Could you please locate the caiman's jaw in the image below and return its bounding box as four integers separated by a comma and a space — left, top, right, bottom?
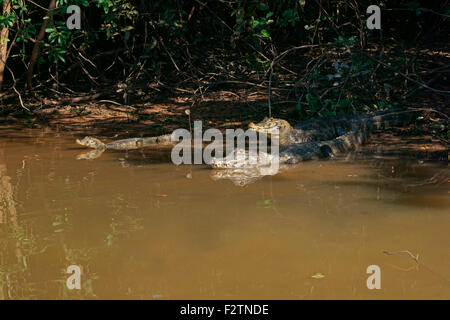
76, 136, 106, 149
248, 117, 293, 145
249, 118, 280, 133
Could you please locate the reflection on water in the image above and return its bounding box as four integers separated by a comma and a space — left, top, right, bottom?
0, 126, 448, 299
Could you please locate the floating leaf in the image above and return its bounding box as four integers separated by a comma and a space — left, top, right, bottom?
311, 272, 325, 279
156, 193, 168, 197
263, 199, 272, 208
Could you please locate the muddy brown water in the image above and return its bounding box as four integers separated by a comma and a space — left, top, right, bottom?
0, 126, 448, 299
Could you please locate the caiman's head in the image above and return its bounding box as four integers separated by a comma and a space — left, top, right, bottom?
248, 117, 293, 146
76, 136, 106, 149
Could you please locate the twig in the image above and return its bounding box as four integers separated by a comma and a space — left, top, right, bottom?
192, 0, 270, 62
5, 63, 29, 111
98, 99, 123, 106
407, 107, 449, 120
384, 8, 450, 19
383, 250, 419, 264
357, 50, 450, 95
266, 44, 325, 117
25, 0, 48, 11
12, 86, 28, 111
157, 35, 180, 72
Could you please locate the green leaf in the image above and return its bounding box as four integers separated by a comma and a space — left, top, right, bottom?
260, 29, 270, 38
311, 272, 325, 279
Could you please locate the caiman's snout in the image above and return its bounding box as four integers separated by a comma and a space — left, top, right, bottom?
249, 118, 283, 134
76, 136, 106, 149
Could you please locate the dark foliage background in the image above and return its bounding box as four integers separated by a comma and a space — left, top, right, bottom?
0, 0, 449, 119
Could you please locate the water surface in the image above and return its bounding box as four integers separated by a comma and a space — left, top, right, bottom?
0, 126, 448, 299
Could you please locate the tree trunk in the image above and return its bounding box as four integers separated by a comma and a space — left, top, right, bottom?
26, 0, 57, 92
0, 0, 12, 92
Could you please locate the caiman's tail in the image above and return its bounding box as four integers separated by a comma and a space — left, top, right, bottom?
368, 108, 420, 129
320, 108, 422, 155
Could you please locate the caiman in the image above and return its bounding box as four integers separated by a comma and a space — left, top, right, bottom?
76, 108, 421, 185
76, 133, 173, 160
208, 108, 421, 185
76, 133, 173, 150
211, 108, 420, 164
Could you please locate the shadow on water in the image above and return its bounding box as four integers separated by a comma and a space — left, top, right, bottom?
322, 156, 449, 209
